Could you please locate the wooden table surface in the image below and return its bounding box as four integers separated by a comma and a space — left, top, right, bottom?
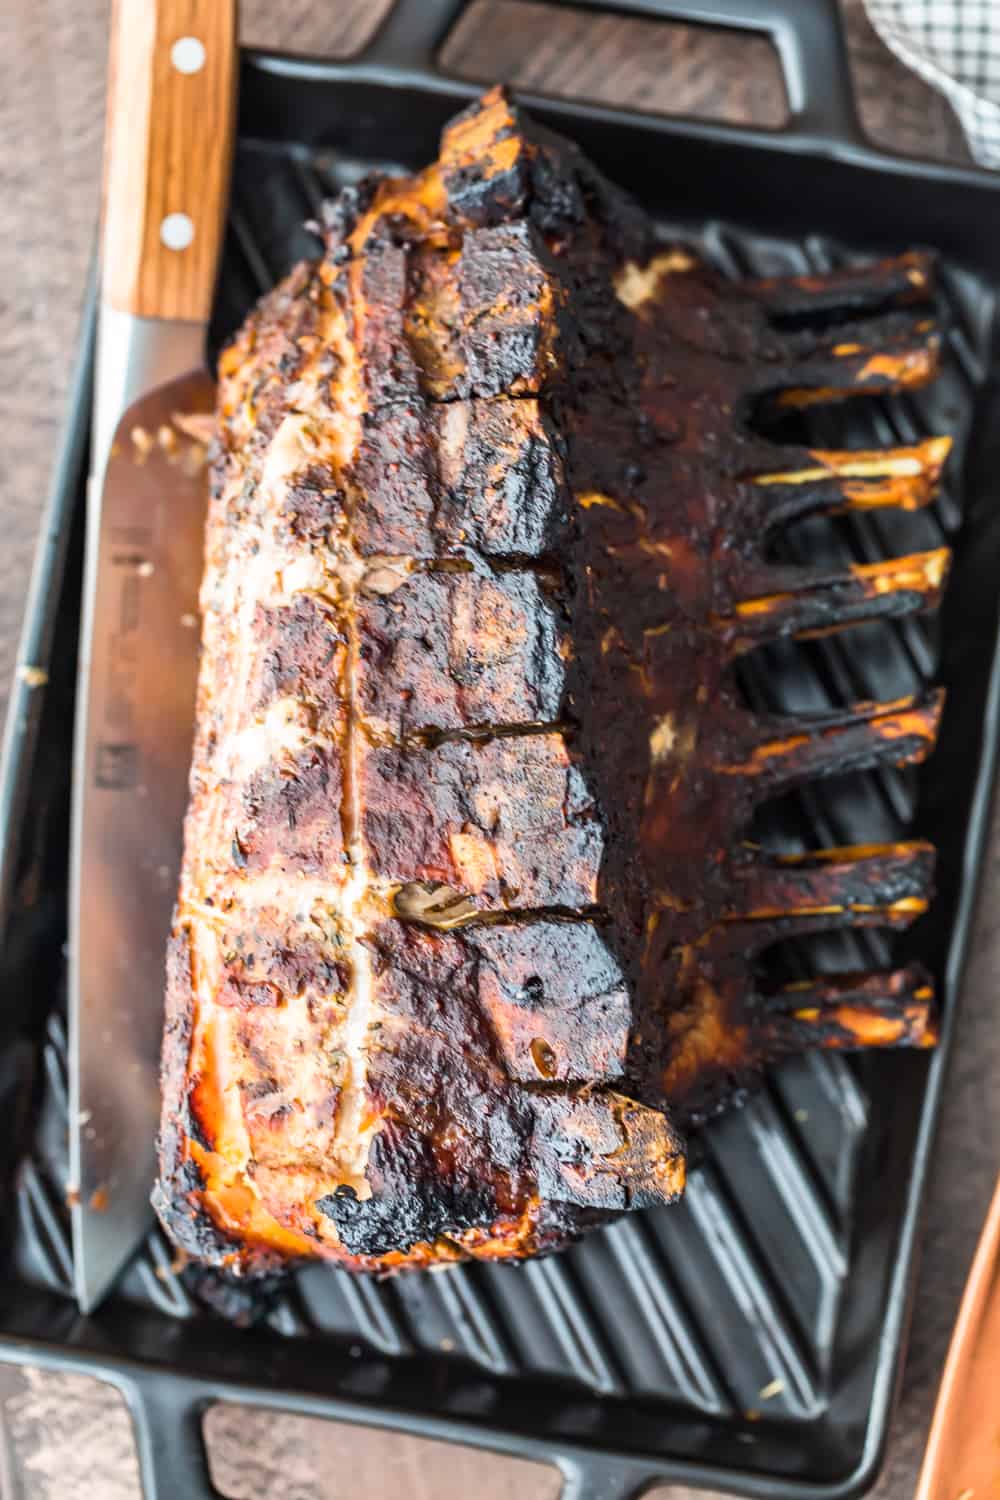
0, 3, 995, 1497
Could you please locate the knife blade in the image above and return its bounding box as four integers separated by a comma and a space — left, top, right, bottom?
69, 0, 236, 1313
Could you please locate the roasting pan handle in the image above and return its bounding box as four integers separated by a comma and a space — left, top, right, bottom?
541, 0, 862, 144
361, 0, 468, 69
557, 1454, 661, 1500
122, 1359, 658, 1500
123, 1370, 222, 1500
360, 0, 863, 149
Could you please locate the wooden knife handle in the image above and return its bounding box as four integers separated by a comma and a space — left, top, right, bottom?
916, 1172, 1000, 1500
102, 0, 237, 322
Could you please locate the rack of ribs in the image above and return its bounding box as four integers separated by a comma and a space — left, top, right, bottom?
155, 88, 947, 1274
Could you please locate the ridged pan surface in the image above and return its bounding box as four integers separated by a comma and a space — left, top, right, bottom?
3, 90, 999, 1498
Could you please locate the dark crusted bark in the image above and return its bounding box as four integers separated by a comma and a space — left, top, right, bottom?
156, 88, 946, 1275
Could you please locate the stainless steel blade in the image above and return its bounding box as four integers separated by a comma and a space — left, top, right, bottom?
69, 367, 212, 1312
91, 309, 205, 486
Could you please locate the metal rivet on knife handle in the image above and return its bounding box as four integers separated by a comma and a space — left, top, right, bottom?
160, 213, 195, 252
170, 36, 206, 75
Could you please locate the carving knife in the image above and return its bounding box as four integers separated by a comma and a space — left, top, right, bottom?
69, 0, 236, 1312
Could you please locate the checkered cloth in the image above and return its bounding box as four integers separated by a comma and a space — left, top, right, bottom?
864, 0, 1000, 166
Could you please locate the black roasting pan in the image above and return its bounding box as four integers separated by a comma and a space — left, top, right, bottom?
1, 3, 999, 1496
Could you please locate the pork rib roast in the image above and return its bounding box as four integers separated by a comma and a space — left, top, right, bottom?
155, 88, 946, 1274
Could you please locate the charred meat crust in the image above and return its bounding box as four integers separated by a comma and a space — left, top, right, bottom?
156, 86, 946, 1276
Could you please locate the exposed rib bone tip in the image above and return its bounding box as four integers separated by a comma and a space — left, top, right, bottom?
743, 435, 952, 531
761, 963, 937, 1052
749, 251, 936, 317
721, 547, 951, 649
752, 434, 952, 491
775, 340, 940, 408
737, 840, 935, 925
723, 688, 944, 791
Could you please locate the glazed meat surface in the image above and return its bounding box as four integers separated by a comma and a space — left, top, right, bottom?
156, 89, 946, 1274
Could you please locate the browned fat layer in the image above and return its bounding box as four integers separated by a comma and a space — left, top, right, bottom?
356, 569, 567, 737
355, 1037, 683, 1230
361, 733, 602, 910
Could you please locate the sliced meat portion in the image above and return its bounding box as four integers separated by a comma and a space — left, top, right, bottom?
356, 569, 567, 738
362, 731, 602, 910
350, 398, 568, 559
